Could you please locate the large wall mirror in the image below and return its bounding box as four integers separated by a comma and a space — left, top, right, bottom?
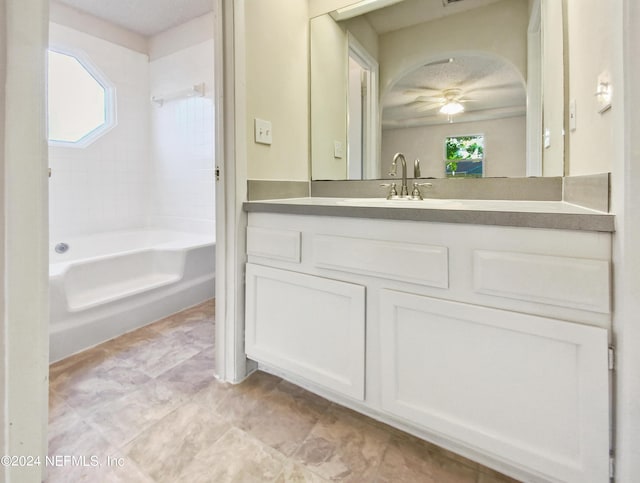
310, 0, 565, 181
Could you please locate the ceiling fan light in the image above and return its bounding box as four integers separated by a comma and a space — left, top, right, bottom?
439, 101, 464, 115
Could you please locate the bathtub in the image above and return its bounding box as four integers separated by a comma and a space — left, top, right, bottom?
49, 229, 215, 362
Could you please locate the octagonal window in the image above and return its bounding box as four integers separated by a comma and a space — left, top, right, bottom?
48, 49, 116, 147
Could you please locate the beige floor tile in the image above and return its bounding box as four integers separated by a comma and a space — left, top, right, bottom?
177, 427, 285, 483
49, 346, 114, 389
86, 377, 187, 449
46, 420, 121, 482
157, 346, 217, 397
112, 332, 202, 378
100, 324, 161, 355
238, 379, 331, 456
376, 435, 477, 483
45, 453, 154, 483
477, 467, 523, 483
212, 370, 282, 426
274, 461, 332, 483
293, 404, 391, 482
125, 401, 231, 482
51, 361, 151, 416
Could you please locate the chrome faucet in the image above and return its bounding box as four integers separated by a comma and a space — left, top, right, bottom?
384, 153, 432, 200
389, 152, 409, 197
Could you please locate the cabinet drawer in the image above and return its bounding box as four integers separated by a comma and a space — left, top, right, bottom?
473, 250, 610, 313
314, 234, 448, 289
247, 226, 301, 263
245, 264, 365, 400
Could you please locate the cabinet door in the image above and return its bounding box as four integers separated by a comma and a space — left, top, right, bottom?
246, 264, 366, 400
379, 289, 609, 483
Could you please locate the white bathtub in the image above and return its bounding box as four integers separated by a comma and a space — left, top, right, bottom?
49, 229, 215, 362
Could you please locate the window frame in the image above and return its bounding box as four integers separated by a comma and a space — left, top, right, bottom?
47, 45, 117, 148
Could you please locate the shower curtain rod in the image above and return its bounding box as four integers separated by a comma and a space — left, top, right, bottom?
151, 82, 205, 106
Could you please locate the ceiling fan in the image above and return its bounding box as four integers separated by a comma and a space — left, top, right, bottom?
405, 88, 475, 115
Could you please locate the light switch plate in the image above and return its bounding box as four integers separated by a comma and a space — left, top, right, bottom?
569, 99, 577, 131
543, 128, 551, 148
334, 140, 345, 159
596, 71, 612, 113
255, 118, 272, 145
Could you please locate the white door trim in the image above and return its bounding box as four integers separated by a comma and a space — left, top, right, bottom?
2, 1, 49, 480
214, 0, 250, 383
526, 0, 542, 176
612, 0, 640, 479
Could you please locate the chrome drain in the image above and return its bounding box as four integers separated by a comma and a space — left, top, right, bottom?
55, 242, 69, 254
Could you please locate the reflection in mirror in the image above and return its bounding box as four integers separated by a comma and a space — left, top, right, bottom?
382, 54, 526, 178
310, 0, 561, 181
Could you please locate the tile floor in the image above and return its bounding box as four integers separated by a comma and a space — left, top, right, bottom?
48, 299, 520, 483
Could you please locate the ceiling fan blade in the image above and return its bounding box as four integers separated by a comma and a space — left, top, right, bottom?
415, 102, 443, 112
424, 58, 454, 67
415, 95, 444, 102
404, 86, 441, 95
464, 83, 523, 94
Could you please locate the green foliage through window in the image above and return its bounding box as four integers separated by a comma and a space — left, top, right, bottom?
444, 135, 484, 178
445, 135, 484, 160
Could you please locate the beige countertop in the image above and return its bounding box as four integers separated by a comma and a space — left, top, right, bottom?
243, 197, 615, 232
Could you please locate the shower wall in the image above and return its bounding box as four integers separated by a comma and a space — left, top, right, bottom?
49, 23, 151, 240
149, 17, 215, 234
48, 11, 215, 240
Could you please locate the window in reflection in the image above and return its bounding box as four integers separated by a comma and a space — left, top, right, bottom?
444, 134, 484, 178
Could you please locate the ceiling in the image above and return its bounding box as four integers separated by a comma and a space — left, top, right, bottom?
351, 0, 527, 128
382, 55, 526, 129
364, 0, 504, 34
55, 0, 213, 36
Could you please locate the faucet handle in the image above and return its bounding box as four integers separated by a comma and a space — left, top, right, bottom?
410, 182, 433, 200
380, 182, 398, 199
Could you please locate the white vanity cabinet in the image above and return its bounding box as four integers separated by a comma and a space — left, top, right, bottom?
245, 211, 612, 483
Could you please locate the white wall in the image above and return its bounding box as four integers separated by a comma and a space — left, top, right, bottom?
149, 18, 215, 233
149, 13, 215, 60
381, 117, 527, 178
3, 0, 50, 480
48, 23, 151, 240
245, 0, 309, 181
542, 0, 565, 176
565, 0, 613, 175
310, 14, 348, 180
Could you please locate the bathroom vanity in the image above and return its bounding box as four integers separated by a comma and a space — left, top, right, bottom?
243, 198, 614, 483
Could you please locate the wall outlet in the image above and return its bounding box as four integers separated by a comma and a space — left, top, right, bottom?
255, 118, 272, 145
334, 140, 345, 159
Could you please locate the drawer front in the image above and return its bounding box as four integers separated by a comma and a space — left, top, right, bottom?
473, 250, 610, 314
314, 234, 449, 289
247, 226, 301, 263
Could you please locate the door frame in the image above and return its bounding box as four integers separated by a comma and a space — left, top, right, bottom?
214, 0, 249, 383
